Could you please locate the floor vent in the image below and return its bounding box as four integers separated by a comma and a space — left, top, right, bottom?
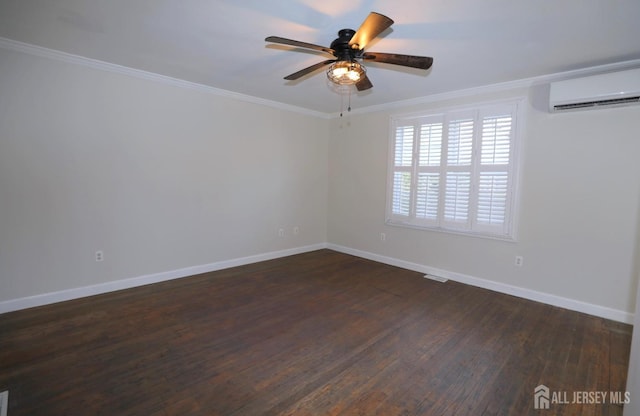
424, 274, 448, 283
0, 390, 7, 416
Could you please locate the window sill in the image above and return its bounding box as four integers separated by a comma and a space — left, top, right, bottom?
385, 219, 517, 242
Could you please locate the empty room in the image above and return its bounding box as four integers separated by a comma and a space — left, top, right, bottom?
1, 1, 640, 415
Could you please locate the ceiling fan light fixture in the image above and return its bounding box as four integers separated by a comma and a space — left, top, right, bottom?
327, 60, 366, 85
267, 12, 432, 93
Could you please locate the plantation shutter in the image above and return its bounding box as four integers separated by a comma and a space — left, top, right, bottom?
390, 125, 414, 218
473, 106, 515, 235
387, 100, 520, 239
443, 114, 474, 229
415, 118, 443, 225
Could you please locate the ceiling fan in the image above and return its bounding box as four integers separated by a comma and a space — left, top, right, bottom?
265, 12, 433, 91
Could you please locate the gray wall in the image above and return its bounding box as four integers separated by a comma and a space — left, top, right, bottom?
0, 47, 328, 302
1, 44, 640, 325
327, 87, 640, 318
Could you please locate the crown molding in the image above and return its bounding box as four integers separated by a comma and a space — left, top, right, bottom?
0, 37, 330, 119
330, 59, 640, 118
2, 36, 638, 120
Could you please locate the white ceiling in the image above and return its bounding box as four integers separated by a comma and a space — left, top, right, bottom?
1, 0, 639, 115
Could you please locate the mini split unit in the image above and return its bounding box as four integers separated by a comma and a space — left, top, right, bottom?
549, 67, 640, 112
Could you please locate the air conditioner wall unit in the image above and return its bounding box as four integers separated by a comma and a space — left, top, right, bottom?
549, 67, 640, 112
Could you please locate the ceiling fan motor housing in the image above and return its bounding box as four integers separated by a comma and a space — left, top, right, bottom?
330, 29, 359, 61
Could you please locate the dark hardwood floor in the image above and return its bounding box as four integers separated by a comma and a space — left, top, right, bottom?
0, 249, 632, 415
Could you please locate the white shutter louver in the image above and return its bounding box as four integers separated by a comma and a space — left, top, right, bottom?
395, 126, 414, 167
481, 116, 511, 165
392, 172, 412, 216
416, 173, 439, 220
419, 124, 442, 167
477, 172, 508, 225
444, 172, 471, 223
447, 119, 473, 166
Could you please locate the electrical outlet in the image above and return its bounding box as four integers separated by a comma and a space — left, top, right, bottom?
293, 226, 299, 235
515, 255, 523, 267
380, 233, 386, 242
95, 250, 104, 262
278, 228, 285, 237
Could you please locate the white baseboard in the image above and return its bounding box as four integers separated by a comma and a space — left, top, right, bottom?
2, 242, 633, 324
327, 244, 634, 324
0, 243, 327, 314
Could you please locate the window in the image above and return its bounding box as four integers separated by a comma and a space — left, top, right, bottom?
386, 100, 522, 240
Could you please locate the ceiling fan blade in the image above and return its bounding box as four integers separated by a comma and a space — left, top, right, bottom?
348, 12, 394, 50
284, 59, 336, 80
265, 36, 334, 55
355, 75, 373, 91
362, 52, 433, 69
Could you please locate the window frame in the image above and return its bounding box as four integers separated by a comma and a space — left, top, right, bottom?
385, 98, 524, 241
